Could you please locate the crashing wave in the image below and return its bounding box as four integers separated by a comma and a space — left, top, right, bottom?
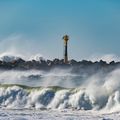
29, 54, 45, 62
0, 84, 120, 112
0, 53, 46, 63
0, 55, 21, 63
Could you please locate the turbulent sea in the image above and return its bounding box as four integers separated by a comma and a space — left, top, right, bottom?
0, 69, 120, 119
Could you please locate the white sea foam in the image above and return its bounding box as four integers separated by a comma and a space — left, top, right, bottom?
0, 80, 120, 113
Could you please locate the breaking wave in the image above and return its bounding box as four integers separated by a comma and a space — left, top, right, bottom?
0, 67, 120, 113
0, 83, 120, 113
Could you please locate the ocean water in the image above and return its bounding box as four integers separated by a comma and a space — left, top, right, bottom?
0, 69, 120, 119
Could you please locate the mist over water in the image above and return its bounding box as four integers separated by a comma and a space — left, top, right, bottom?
0, 69, 85, 88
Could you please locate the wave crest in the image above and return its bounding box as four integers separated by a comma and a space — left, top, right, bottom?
0, 84, 119, 112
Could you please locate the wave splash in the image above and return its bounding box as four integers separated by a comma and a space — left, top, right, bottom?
0, 84, 120, 113
0, 66, 120, 113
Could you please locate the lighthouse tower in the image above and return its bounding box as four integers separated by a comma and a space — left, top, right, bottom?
63, 35, 69, 64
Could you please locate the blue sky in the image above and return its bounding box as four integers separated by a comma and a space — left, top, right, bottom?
0, 0, 120, 60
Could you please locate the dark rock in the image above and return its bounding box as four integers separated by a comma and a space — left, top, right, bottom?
0, 57, 120, 76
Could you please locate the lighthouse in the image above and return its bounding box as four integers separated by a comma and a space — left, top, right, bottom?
63, 35, 69, 64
